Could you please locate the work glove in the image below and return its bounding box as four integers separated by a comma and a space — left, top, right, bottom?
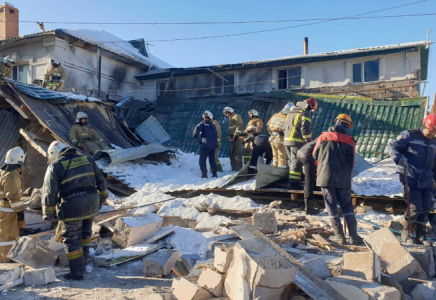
398, 157, 408, 169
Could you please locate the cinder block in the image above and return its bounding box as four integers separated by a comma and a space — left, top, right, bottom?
405, 245, 435, 278
198, 268, 224, 297
143, 249, 180, 277
410, 281, 436, 300
7, 236, 58, 268
214, 245, 234, 273
23, 267, 56, 286
147, 292, 173, 300
253, 210, 277, 233
172, 276, 213, 300
0, 263, 23, 285
112, 213, 163, 248
301, 256, 331, 279
342, 251, 381, 282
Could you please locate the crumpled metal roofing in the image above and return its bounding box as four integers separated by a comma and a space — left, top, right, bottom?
0, 110, 27, 165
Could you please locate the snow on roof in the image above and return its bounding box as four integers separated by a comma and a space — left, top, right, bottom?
57, 29, 173, 69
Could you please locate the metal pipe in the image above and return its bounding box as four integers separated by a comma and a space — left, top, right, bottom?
97, 46, 101, 99
304, 37, 309, 55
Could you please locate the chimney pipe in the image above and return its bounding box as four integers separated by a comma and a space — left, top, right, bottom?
304, 37, 308, 55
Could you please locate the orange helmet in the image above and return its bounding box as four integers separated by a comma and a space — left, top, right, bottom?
424, 114, 436, 131
305, 98, 318, 111
335, 114, 353, 128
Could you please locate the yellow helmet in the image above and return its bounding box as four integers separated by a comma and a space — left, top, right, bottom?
335, 114, 353, 128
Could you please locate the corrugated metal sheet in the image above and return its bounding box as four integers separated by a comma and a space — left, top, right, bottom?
0, 110, 27, 164
156, 92, 427, 159
136, 116, 171, 144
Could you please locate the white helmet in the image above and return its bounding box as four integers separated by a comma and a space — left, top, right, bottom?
2, 56, 14, 66
281, 102, 295, 115
223, 107, 234, 114
50, 58, 60, 67
203, 110, 213, 119
5, 147, 26, 165
47, 141, 68, 162
76, 111, 88, 123
248, 109, 259, 117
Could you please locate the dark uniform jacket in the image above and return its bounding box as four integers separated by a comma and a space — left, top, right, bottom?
193, 120, 218, 149
313, 125, 355, 189
283, 102, 312, 146
297, 140, 317, 165
42, 148, 108, 222
387, 127, 436, 189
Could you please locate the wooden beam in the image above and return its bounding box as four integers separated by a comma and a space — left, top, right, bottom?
19, 129, 49, 157
3, 96, 31, 119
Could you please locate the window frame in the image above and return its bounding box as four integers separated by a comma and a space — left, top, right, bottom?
213, 73, 235, 95
352, 59, 380, 83
12, 63, 30, 84
277, 66, 302, 90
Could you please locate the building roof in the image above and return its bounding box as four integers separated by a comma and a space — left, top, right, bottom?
135, 40, 431, 80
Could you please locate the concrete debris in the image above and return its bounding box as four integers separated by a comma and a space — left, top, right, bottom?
301, 256, 331, 279
213, 245, 234, 273
172, 276, 214, 300
0, 279, 24, 293
56, 249, 69, 267
95, 243, 160, 267
7, 236, 59, 268
143, 249, 180, 277
147, 292, 173, 300
253, 210, 277, 233
342, 251, 381, 282
0, 263, 23, 286
410, 281, 436, 300
197, 268, 224, 297
404, 245, 435, 278
23, 267, 56, 286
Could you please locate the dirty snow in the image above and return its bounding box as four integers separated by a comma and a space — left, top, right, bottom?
195, 213, 231, 230
157, 200, 201, 220
167, 227, 218, 256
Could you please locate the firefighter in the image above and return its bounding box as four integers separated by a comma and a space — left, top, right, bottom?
209, 111, 223, 172
193, 111, 218, 178
42, 141, 108, 280
284, 98, 318, 190
0, 56, 14, 78
223, 107, 244, 171
242, 109, 264, 164
247, 134, 273, 175
69, 112, 110, 156
387, 114, 436, 244
296, 140, 319, 215
43, 58, 67, 91
313, 114, 363, 245
267, 102, 294, 168
0, 147, 26, 262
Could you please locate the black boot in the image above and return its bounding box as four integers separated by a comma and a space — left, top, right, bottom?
212, 172, 218, 178
329, 225, 346, 245
347, 221, 365, 245
65, 256, 84, 280
414, 223, 426, 245
201, 170, 208, 178
64, 272, 84, 281
304, 199, 319, 215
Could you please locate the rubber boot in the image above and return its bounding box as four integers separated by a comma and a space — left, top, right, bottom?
347, 221, 365, 245
212, 172, 218, 178
304, 199, 319, 215
201, 170, 208, 178
414, 223, 426, 245
65, 256, 84, 281
329, 225, 346, 246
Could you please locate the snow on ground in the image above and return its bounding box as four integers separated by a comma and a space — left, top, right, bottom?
352, 158, 402, 198
167, 227, 218, 256
183, 193, 259, 211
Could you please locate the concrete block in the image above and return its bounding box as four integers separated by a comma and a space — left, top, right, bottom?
326, 275, 401, 300
404, 245, 435, 278
301, 256, 331, 279
143, 249, 180, 277
214, 245, 234, 273
147, 292, 173, 300
172, 276, 213, 300
36, 233, 64, 252
23, 267, 56, 286
363, 228, 426, 283
56, 249, 69, 267
342, 251, 381, 282
198, 268, 224, 297
0, 263, 23, 285
7, 236, 58, 268
253, 210, 277, 233
112, 213, 163, 248
410, 281, 436, 300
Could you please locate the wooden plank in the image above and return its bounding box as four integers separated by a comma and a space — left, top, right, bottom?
3, 95, 30, 119
312, 234, 334, 251
230, 223, 347, 300
19, 129, 49, 157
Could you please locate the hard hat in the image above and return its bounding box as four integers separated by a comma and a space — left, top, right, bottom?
76, 111, 88, 123
50, 58, 60, 67
335, 114, 353, 128
47, 141, 68, 162
203, 110, 213, 119
5, 147, 26, 165
4, 56, 14, 66
223, 106, 234, 114
305, 98, 318, 111
424, 114, 436, 131
281, 102, 294, 115
248, 109, 259, 117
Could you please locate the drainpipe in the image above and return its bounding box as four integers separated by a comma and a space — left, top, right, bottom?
97, 46, 101, 98
304, 37, 308, 55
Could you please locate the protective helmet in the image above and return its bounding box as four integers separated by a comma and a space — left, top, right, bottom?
75, 111, 88, 123
248, 109, 259, 117
335, 114, 353, 128
50, 58, 60, 67
281, 102, 294, 115
424, 114, 436, 131
47, 141, 68, 162
5, 147, 26, 165
203, 110, 213, 119
305, 98, 318, 111
4, 56, 14, 66
223, 106, 234, 114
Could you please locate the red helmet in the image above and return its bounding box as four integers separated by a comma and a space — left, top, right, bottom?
424, 114, 436, 131
305, 98, 318, 111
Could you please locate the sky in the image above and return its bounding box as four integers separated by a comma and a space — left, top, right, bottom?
12, 0, 436, 102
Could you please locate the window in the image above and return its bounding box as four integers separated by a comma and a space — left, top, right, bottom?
214, 74, 234, 94
157, 79, 175, 97
352, 59, 379, 83
12, 65, 30, 84
9, 9, 14, 14
277, 67, 301, 90
0, 8, 4, 13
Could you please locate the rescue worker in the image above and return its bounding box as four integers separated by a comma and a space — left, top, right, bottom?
284, 98, 318, 190
313, 114, 363, 245
0, 56, 14, 78
0, 147, 26, 262
247, 134, 273, 175
69, 112, 110, 156
42, 141, 108, 280
242, 109, 264, 164
43, 58, 67, 91
267, 102, 294, 168
209, 112, 223, 172
296, 140, 319, 215
193, 111, 218, 178
223, 106, 244, 171
387, 114, 436, 244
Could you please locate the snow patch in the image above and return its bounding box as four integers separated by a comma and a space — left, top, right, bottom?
168, 227, 218, 256
184, 193, 258, 211
157, 200, 201, 219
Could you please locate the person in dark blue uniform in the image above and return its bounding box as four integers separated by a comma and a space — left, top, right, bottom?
193, 111, 218, 178
247, 134, 273, 175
